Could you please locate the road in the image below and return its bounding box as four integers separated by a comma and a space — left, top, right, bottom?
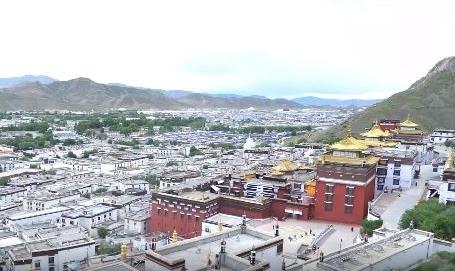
379, 164, 430, 229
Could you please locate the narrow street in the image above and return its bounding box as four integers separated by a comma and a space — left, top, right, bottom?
379, 164, 430, 229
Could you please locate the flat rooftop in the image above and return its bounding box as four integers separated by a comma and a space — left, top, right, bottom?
152, 227, 274, 271
318, 229, 432, 271
204, 213, 248, 227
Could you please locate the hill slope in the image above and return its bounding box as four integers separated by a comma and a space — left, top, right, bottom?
321, 56, 455, 139
0, 77, 303, 111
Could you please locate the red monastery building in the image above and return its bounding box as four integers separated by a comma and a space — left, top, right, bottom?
313, 133, 378, 224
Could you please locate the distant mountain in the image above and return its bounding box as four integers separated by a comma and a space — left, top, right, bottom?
209, 93, 244, 99
292, 96, 381, 107
0, 77, 303, 111
0, 75, 55, 89
319, 56, 455, 139
162, 90, 194, 99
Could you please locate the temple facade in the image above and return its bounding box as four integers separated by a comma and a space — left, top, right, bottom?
314, 134, 378, 224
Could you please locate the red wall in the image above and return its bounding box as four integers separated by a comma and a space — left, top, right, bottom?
150, 198, 217, 238
313, 181, 370, 225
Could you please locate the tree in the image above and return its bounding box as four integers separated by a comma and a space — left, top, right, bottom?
96, 243, 121, 255
399, 199, 455, 241
361, 219, 383, 236
0, 177, 9, 186
67, 151, 77, 158
411, 251, 455, 271
145, 174, 159, 186
94, 187, 108, 194
98, 227, 109, 239
189, 146, 202, 156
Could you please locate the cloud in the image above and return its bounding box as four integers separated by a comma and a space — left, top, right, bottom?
0, 0, 454, 99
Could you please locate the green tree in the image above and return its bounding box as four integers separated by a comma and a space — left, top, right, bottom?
97, 227, 109, 239
189, 146, 202, 156
399, 199, 455, 241
67, 151, 77, 158
361, 219, 383, 236
96, 243, 121, 255
0, 177, 9, 186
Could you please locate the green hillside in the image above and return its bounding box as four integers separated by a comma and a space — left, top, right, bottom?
317, 56, 455, 141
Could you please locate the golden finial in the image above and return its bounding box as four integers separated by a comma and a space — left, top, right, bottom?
172, 229, 178, 243
445, 148, 453, 170
121, 243, 128, 259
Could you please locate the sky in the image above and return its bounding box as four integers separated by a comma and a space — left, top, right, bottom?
0, 0, 454, 99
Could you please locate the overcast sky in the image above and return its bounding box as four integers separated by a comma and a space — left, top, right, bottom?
0, 0, 454, 99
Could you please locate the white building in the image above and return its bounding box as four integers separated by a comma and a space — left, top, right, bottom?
430, 129, 455, 144
375, 148, 418, 191
5, 234, 95, 271
0, 187, 27, 205
23, 191, 80, 211
61, 205, 118, 231
7, 206, 70, 230
124, 210, 150, 234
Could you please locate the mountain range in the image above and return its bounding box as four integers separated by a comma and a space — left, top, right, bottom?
319, 56, 455, 139
291, 96, 381, 107
0, 75, 55, 88
0, 78, 303, 111
0, 76, 380, 111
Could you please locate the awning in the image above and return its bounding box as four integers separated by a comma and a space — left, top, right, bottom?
211, 185, 220, 192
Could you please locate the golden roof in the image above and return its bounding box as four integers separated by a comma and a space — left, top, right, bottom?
298, 164, 315, 171
396, 129, 423, 135
318, 154, 380, 166
360, 124, 390, 138
445, 148, 453, 170
0, 146, 13, 153
330, 135, 368, 152
271, 170, 285, 176
362, 140, 397, 148
400, 118, 419, 128
272, 160, 299, 172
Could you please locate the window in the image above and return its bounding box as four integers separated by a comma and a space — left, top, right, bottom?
377, 184, 384, 191
325, 184, 334, 193
50, 268, 55, 271
35, 261, 40, 268
377, 177, 385, 184
346, 186, 355, 196
98, 216, 100, 220
344, 205, 353, 214
378, 159, 388, 166
324, 193, 334, 202
433, 167, 438, 173
324, 202, 333, 211
393, 178, 400, 185
393, 170, 400, 176
49, 257, 54, 264
394, 160, 401, 167
376, 168, 387, 175
447, 200, 455, 206
449, 183, 455, 192
345, 196, 354, 205
104, 214, 107, 218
